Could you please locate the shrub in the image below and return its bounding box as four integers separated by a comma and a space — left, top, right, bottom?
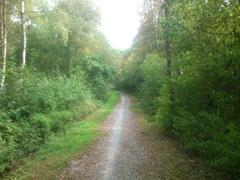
0, 70, 104, 176
48, 111, 74, 133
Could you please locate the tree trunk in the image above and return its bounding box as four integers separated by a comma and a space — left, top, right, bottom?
0, 0, 7, 90
20, 0, 27, 68
164, 0, 175, 102
164, 0, 173, 78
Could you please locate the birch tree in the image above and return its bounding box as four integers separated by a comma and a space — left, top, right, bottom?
20, 0, 27, 68
0, 0, 7, 90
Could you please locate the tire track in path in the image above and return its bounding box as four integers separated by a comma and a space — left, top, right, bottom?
59, 94, 210, 180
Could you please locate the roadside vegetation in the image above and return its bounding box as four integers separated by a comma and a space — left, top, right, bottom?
1, 0, 240, 179
118, 0, 240, 178
6, 91, 119, 180
0, 0, 117, 177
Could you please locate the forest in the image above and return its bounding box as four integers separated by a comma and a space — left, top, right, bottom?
0, 0, 240, 179
0, 0, 117, 176
119, 0, 240, 177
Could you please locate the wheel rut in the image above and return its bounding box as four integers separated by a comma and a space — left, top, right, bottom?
59, 94, 210, 180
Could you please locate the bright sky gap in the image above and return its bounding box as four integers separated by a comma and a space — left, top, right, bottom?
48, 0, 143, 49
94, 0, 143, 49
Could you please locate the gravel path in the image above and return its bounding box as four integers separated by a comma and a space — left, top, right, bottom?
59, 94, 210, 180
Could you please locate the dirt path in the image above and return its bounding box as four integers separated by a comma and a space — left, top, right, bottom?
59, 94, 210, 180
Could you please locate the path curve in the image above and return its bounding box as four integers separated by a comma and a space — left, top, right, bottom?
59, 94, 210, 180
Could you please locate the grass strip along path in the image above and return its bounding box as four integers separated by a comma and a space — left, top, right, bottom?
7, 91, 120, 180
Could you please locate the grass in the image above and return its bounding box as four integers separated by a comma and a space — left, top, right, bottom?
7, 91, 120, 180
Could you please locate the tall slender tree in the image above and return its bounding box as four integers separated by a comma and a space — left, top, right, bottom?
0, 0, 7, 90
20, 0, 27, 68
163, 0, 172, 78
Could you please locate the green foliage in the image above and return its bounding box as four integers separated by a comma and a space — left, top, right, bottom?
0, 72, 101, 175
2, 72, 92, 117
48, 111, 74, 133
120, 0, 240, 177
0, 0, 116, 177
7, 91, 119, 179
0, 112, 16, 173
139, 54, 165, 114
80, 55, 115, 100
117, 54, 143, 92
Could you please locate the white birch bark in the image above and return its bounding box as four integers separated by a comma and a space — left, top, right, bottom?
21, 0, 27, 68
0, 0, 7, 90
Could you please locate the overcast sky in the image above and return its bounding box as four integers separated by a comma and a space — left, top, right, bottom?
94, 0, 143, 49
47, 0, 143, 49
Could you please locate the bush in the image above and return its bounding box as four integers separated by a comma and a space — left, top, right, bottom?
121, 52, 240, 177
48, 111, 74, 133
0, 112, 16, 174
139, 54, 165, 114
0, 70, 104, 176
0, 140, 15, 174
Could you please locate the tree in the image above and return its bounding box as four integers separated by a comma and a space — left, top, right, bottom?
163, 0, 172, 78
121, 0, 240, 177
0, 0, 116, 176
20, 0, 27, 68
0, 0, 7, 90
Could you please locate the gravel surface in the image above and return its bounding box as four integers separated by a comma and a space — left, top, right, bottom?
58, 94, 210, 180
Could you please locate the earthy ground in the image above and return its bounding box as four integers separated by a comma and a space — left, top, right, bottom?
58, 94, 210, 180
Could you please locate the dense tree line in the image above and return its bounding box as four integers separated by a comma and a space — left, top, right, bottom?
0, 0, 116, 175
119, 0, 240, 177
